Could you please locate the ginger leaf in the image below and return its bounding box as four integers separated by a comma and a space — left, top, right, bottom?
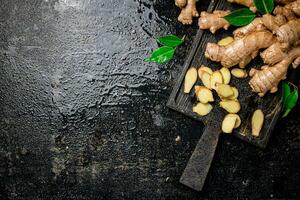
281, 82, 298, 118
286, 90, 298, 109
157, 35, 183, 47
282, 82, 291, 108
146, 46, 175, 64
254, 0, 274, 14
224, 8, 256, 26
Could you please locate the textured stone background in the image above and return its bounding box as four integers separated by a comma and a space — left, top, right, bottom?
0, 0, 299, 199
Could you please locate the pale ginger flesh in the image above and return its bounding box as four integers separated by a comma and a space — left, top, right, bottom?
198, 10, 230, 34
205, 31, 277, 68
249, 47, 300, 97
177, 0, 199, 25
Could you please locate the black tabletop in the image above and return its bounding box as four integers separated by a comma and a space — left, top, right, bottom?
0, 0, 299, 199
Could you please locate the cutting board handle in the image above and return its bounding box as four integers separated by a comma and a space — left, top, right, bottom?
180, 125, 221, 191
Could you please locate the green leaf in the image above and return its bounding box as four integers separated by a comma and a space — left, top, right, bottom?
281, 85, 298, 118
157, 35, 183, 47
146, 46, 175, 64
281, 108, 291, 118
286, 90, 298, 109
223, 8, 256, 26
253, 0, 274, 14
282, 82, 291, 108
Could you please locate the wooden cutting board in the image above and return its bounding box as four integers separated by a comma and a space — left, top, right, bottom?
167, 0, 283, 191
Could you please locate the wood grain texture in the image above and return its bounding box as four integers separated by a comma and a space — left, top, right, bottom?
167, 0, 283, 149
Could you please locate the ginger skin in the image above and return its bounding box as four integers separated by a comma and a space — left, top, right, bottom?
275, 19, 300, 46
260, 43, 289, 65
177, 0, 199, 25
273, 0, 300, 20
275, 0, 296, 4
175, 0, 187, 8
198, 10, 230, 33
205, 31, 277, 68
293, 56, 300, 68
249, 47, 300, 97
227, 0, 256, 12
233, 14, 286, 38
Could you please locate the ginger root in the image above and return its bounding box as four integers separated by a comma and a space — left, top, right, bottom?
249, 47, 300, 96
292, 56, 300, 68
233, 14, 286, 38
273, 1, 300, 20
177, 0, 199, 25
205, 31, 277, 68
260, 42, 289, 65
227, 0, 256, 12
275, 19, 300, 46
198, 10, 230, 34
275, 0, 296, 4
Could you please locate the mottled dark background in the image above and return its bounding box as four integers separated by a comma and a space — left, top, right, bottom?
0, 0, 299, 199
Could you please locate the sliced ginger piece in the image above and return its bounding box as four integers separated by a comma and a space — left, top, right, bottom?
228, 113, 241, 128
210, 70, 223, 90
229, 87, 239, 100
218, 36, 234, 46
222, 114, 237, 134
251, 109, 264, 137
195, 86, 214, 103
200, 71, 212, 89
216, 84, 234, 98
220, 100, 241, 113
222, 113, 241, 133
198, 65, 213, 79
192, 102, 213, 116
184, 67, 197, 93
220, 67, 231, 84
231, 68, 248, 78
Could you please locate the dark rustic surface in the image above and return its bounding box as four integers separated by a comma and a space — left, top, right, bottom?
0, 0, 299, 199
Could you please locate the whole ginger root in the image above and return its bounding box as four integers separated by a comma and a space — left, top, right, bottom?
233, 14, 286, 38
275, 19, 300, 46
249, 47, 300, 96
260, 42, 289, 65
198, 10, 231, 33
227, 0, 257, 12
176, 0, 199, 25
205, 31, 277, 68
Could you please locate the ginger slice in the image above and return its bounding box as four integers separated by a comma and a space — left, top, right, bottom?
193, 102, 213, 116
211, 71, 223, 90
184, 67, 198, 93
198, 65, 213, 79
229, 87, 239, 100
216, 84, 234, 98
231, 68, 248, 78
195, 86, 214, 103
200, 71, 212, 89
220, 100, 241, 113
251, 109, 264, 137
222, 114, 237, 133
220, 67, 231, 84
